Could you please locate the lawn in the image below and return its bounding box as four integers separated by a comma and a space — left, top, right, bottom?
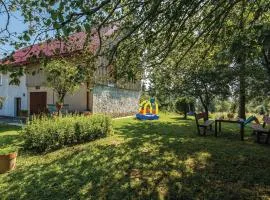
0, 113, 270, 200
0, 125, 22, 154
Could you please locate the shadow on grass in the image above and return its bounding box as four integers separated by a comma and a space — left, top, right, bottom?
0, 116, 270, 199
170, 116, 193, 121
0, 125, 22, 150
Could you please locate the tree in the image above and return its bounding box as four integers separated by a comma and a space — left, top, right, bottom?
150, 64, 232, 119
0, 0, 12, 56
149, 38, 233, 119
2, 1, 269, 68
175, 97, 194, 119
43, 58, 86, 114
1, 0, 270, 118
260, 24, 270, 79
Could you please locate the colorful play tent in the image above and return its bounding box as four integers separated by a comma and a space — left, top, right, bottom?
136, 98, 159, 120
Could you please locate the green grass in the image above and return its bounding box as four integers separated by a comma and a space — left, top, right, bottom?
0, 125, 22, 154
0, 113, 270, 199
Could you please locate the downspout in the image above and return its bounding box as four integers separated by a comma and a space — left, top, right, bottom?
86, 82, 90, 111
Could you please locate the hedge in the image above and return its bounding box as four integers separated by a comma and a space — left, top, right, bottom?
22, 114, 113, 153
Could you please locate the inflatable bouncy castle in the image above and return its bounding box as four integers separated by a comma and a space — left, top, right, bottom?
136, 98, 159, 120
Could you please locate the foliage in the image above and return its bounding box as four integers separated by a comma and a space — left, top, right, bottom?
143, 2, 270, 118
150, 46, 232, 118
1, 1, 269, 79
139, 93, 151, 104
43, 58, 86, 104
214, 99, 232, 113
1, 113, 270, 199
247, 97, 270, 115
1, 0, 270, 117
22, 114, 113, 153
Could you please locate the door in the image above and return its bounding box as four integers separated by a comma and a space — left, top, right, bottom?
30, 92, 47, 115
15, 97, 21, 116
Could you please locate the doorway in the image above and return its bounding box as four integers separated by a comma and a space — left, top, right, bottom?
30, 92, 47, 115
15, 97, 21, 117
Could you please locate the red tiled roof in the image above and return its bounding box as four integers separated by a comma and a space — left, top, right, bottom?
1, 26, 116, 66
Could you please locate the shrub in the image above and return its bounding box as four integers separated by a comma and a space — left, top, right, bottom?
22, 114, 113, 153
214, 100, 231, 113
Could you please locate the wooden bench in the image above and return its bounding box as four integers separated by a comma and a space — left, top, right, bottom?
252, 116, 270, 144
194, 112, 214, 136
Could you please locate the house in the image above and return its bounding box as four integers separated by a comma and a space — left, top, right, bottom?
0, 29, 141, 117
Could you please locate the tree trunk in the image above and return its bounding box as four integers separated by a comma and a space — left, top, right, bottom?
203, 104, 209, 120
56, 93, 65, 116
184, 109, 187, 119
238, 0, 246, 120
238, 51, 246, 119
239, 68, 246, 120
263, 48, 270, 79
199, 95, 209, 120
56, 102, 63, 116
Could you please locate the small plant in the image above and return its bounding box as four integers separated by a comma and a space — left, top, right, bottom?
0, 146, 18, 155
21, 114, 113, 153
0, 146, 18, 174
0, 97, 5, 109
19, 110, 28, 117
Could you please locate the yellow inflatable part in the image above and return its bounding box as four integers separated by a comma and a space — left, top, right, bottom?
140, 100, 149, 107
139, 100, 146, 113
138, 99, 158, 115
143, 102, 152, 115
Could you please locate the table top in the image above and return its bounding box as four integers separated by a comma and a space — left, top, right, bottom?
215, 119, 244, 124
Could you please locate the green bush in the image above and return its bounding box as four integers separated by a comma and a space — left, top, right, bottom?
22, 114, 113, 153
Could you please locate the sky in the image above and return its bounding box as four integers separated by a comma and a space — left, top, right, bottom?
0, 11, 28, 57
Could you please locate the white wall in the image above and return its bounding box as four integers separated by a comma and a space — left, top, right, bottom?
64, 84, 89, 111
26, 67, 90, 112
0, 73, 28, 117
26, 68, 46, 87
27, 84, 90, 112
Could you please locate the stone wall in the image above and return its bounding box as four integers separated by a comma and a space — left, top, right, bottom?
92, 85, 140, 117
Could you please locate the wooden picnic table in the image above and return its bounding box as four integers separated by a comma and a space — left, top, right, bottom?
215, 119, 245, 141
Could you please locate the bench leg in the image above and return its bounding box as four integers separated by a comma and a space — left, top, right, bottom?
265, 134, 269, 144
215, 121, 217, 137
209, 124, 213, 131
203, 127, 206, 136
197, 126, 201, 135
257, 132, 261, 143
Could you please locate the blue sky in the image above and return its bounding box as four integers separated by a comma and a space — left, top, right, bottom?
0, 12, 27, 57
